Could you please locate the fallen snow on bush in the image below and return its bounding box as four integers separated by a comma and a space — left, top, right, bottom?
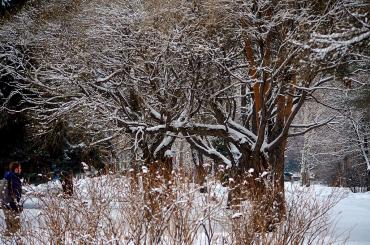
1, 177, 369, 244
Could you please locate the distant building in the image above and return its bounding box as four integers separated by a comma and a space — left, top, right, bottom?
292, 172, 301, 181
284, 172, 293, 181
284, 172, 305, 182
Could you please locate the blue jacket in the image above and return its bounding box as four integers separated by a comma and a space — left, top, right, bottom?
3, 171, 22, 212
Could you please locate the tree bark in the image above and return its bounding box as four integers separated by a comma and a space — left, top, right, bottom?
227, 147, 286, 231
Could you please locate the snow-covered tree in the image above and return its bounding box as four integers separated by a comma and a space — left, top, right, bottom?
1, 0, 369, 226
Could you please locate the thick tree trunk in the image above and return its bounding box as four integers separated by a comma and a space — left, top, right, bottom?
269, 143, 287, 224
227, 148, 286, 231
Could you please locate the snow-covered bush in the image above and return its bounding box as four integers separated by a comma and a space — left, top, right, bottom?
228, 184, 348, 244
1, 173, 347, 244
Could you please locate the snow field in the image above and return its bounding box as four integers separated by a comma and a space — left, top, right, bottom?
0, 177, 369, 244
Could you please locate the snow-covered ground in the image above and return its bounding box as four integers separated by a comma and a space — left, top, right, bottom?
285, 183, 370, 245
331, 191, 370, 245
1, 179, 370, 244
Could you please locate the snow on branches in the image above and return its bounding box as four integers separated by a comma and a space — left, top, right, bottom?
1, 0, 369, 168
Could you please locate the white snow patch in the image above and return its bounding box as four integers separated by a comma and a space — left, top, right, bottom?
231, 213, 243, 219
261, 171, 268, 178
81, 161, 89, 170
164, 149, 174, 157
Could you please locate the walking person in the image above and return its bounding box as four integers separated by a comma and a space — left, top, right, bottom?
1, 162, 23, 236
